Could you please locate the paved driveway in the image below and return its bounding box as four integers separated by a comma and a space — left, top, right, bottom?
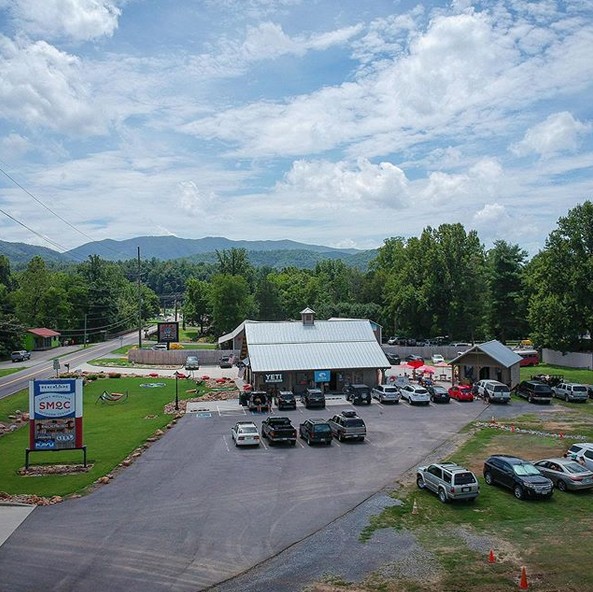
0, 398, 493, 592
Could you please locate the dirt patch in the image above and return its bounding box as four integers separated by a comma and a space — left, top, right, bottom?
464, 435, 567, 476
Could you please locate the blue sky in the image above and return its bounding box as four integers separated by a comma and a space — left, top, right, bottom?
0, 0, 592, 255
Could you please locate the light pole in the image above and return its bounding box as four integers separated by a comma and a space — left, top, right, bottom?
174, 371, 180, 411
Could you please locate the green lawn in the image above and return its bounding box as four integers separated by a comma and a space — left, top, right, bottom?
0, 376, 207, 498
362, 417, 593, 591
0, 367, 24, 378
520, 363, 593, 384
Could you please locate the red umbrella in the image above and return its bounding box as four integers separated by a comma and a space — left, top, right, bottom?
407, 359, 424, 369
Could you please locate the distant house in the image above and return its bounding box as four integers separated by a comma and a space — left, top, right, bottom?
450, 340, 522, 388
25, 328, 61, 351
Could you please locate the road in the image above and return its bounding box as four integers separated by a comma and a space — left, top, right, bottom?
0, 332, 141, 400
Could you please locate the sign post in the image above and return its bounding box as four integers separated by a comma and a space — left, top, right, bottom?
26, 379, 86, 470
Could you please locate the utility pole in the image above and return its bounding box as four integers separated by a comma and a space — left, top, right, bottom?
83, 313, 87, 348
137, 246, 142, 349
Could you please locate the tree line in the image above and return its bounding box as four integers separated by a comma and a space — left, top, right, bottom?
1, 201, 591, 357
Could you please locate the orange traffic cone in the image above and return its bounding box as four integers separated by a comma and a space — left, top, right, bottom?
519, 566, 528, 589
488, 549, 496, 563
412, 499, 418, 515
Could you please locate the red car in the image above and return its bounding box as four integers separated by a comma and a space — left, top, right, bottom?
448, 384, 474, 402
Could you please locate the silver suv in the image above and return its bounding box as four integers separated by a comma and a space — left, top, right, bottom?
475, 379, 511, 404
416, 462, 480, 503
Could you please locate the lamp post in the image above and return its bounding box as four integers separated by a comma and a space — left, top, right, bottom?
174, 371, 180, 411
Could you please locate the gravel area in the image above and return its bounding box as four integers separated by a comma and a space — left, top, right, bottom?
206, 492, 442, 592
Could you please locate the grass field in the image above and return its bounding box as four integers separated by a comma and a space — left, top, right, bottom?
359, 412, 593, 592
0, 376, 207, 498
0, 367, 24, 378
520, 363, 593, 384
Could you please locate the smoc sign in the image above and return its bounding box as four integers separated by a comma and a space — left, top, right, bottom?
29, 379, 84, 451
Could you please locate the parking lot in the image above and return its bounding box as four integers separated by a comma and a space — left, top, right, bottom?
0, 391, 503, 592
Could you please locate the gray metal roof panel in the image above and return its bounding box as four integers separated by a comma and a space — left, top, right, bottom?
244, 319, 376, 345
248, 341, 390, 372
450, 340, 522, 368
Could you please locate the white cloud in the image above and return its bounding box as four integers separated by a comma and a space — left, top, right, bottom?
510, 111, 591, 157
178, 181, 216, 217
421, 158, 502, 205
7, 0, 121, 41
473, 202, 507, 224
0, 36, 104, 134
0, 132, 31, 159
277, 158, 408, 209
189, 21, 362, 78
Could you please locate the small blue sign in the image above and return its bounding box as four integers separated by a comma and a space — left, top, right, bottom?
314, 370, 331, 382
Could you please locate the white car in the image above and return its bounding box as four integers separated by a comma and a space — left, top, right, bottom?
371, 384, 401, 404
431, 354, 445, 364
399, 384, 430, 405
231, 421, 261, 447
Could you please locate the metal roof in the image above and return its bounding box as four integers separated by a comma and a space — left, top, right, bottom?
451, 340, 522, 368
242, 319, 389, 372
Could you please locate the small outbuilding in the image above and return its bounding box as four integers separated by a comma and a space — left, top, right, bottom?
218, 308, 390, 394
450, 340, 522, 388
25, 328, 61, 351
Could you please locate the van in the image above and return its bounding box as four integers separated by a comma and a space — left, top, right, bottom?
565, 443, 593, 472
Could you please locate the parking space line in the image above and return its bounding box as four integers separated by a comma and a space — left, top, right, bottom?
260, 439, 268, 450
223, 435, 230, 452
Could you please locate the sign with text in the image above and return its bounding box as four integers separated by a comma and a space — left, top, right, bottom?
264, 373, 283, 383
29, 379, 84, 451
314, 370, 331, 383
158, 321, 179, 343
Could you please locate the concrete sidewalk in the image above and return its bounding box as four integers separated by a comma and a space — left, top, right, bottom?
0, 505, 35, 548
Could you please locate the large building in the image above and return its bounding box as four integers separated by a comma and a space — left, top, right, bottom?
218, 308, 390, 394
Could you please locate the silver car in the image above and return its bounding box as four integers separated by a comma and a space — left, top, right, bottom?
552, 382, 589, 403
371, 384, 401, 404
534, 458, 593, 491
399, 384, 430, 405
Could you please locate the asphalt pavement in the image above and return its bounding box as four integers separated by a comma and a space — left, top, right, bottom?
0, 352, 545, 592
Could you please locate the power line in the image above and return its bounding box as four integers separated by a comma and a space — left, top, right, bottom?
0, 163, 135, 261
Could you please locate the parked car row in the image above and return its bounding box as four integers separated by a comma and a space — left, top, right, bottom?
231, 410, 367, 448
417, 450, 593, 504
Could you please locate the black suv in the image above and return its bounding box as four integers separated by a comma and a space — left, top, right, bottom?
343, 384, 372, 405
483, 455, 553, 500
515, 380, 553, 404
276, 390, 296, 410
300, 388, 326, 409
299, 418, 332, 445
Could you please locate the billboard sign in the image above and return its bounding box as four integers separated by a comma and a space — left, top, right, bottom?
29, 379, 84, 451
158, 321, 179, 343
264, 372, 283, 383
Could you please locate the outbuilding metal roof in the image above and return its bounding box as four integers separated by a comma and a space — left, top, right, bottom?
451, 340, 522, 368
243, 319, 389, 372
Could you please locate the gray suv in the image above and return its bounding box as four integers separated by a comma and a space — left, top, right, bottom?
416, 462, 480, 503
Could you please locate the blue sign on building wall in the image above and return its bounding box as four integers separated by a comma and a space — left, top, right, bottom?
314, 370, 331, 382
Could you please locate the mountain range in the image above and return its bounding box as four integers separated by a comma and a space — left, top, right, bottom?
0, 236, 377, 270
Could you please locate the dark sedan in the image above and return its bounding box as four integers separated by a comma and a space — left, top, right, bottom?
427, 385, 450, 403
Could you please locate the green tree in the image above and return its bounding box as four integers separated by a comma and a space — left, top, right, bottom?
485, 241, 528, 342
526, 201, 593, 350
210, 274, 256, 336
0, 314, 25, 357
183, 278, 211, 333
215, 248, 254, 279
